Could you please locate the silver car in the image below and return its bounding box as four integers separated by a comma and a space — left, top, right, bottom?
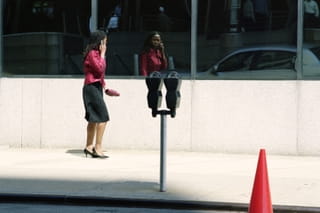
197, 44, 320, 80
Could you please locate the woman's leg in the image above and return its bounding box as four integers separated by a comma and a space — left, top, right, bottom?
94, 122, 107, 155
86, 122, 97, 151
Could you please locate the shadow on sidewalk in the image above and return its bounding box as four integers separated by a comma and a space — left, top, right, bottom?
1, 177, 319, 212
0, 177, 160, 198
0, 176, 249, 212
65, 149, 83, 157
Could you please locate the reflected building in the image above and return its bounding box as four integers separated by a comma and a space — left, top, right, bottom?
3, 0, 318, 79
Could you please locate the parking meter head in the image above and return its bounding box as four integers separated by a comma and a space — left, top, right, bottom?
164, 71, 181, 91
146, 77, 163, 91
145, 71, 163, 117
146, 71, 163, 90
149, 71, 162, 77
164, 71, 181, 117
166, 71, 180, 79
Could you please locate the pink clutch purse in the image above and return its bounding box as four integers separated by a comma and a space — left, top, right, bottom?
105, 89, 120, 96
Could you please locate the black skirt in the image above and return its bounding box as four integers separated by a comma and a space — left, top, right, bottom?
82, 82, 110, 122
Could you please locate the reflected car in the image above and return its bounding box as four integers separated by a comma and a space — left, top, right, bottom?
196, 44, 320, 80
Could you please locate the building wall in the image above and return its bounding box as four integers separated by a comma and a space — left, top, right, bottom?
1, 78, 320, 156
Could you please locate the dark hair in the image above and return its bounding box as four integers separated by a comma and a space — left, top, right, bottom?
141, 31, 162, 53
83, 30, 107, 59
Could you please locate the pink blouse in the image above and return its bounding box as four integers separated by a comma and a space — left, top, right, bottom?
83, 50, 106, 87
140, 48, 168, 76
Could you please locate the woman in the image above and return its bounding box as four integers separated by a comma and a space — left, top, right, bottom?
140, 31, 168, 76
82, 30, 119, 159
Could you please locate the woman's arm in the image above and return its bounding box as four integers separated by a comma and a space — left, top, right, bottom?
160, 51, 168, 70
159, 43, 168, 70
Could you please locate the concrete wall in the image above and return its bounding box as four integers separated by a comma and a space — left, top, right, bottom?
1, 78, 320, 156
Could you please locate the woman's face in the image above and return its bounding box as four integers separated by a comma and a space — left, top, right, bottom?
151, 35, 161, 48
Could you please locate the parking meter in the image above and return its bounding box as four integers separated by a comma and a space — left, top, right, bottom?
145, 71, 182, 192
145, 71, 163, 117
164, 71, 181, 118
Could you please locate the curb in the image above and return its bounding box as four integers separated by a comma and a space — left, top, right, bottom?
1, 193, 320, 212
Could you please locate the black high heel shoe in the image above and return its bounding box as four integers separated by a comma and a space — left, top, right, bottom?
93, 148, 109, 159
83, 148, 97, 158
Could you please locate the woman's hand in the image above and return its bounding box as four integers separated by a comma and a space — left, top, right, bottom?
99, 39, 107, 58
105, 88, 120, 96
159, 42, 165, 52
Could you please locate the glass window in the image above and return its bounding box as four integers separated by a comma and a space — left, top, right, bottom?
217, 52, 254, 72
252, 51, 295, 70
310, 47, 320, 60
200, 49, 296, 80
3, 0, 191, 77
3, 0, 89, 75
303, 0, 320, 79
196, 0, 298, 80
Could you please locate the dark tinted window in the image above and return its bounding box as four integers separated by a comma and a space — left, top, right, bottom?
252, 51, 295, 70
217, 52, 255, 72
310, 47, 320, 60
197, 0, 299, 80
3, 0, 191, 76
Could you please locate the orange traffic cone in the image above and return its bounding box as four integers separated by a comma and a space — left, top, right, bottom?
248, 149, 273, 213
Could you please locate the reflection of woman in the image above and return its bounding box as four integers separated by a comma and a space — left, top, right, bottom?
304, 0, 320, 28
242, 0, 255, 31
82, 30, 119, 159
140, 31, 168, 76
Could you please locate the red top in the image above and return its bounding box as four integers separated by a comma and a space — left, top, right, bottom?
83, 50, 106, 87
140, 48, 168, 76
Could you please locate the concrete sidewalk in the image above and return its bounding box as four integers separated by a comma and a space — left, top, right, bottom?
0, 147, 319, 210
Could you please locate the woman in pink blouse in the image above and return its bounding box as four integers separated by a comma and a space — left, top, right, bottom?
140, 31, 168, 76
82, 30, 119, 159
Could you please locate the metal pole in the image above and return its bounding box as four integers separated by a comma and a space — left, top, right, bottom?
160, 112, 167, 192
0, 0, 3, 77
191, 0, 198, 79
296, 0, 303, 79
229, 0, 240, 32
91, 0, 98, 31
133, 54, 139, 76
168, 56, 175, 70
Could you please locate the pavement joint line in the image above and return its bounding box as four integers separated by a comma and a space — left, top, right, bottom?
0, 193, 320, 213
